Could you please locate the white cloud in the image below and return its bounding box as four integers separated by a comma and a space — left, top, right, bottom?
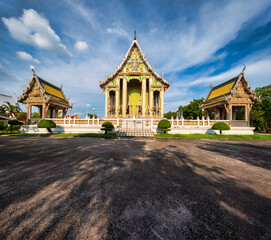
74, 41, 88, 51
187, 57, 271, 89
107, 27, 131, 40
2, 9, 71, 57
16, 51, 40, 63
143, 0, 271, 73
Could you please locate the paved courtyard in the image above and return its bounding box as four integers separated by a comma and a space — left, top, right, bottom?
0, 136, 270, 240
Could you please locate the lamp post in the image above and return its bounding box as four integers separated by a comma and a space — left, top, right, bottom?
176, 108, 178, 119
93, 108, 95, 118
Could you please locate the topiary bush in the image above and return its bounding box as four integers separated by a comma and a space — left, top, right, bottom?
8, 119, 23, 133
212, 122, 230, 135
158, 119, 171, 134
37, 119, 56, 134
101, 121, 114, 134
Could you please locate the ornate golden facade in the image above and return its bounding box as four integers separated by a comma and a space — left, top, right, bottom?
99, 33, 170, 118
200, 70, 260, 126
18, 75, 71, 123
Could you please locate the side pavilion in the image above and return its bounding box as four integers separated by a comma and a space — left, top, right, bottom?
200, 69, 260, 127
18, 74, 71, 124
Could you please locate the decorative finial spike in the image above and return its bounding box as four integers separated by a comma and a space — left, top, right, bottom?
30, 65, 36, 76
134, 27, 136, 40
210, 81, 212, 88
242, 64, 246, 73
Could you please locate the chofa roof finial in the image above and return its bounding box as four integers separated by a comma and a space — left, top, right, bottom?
242, 64, 246, 73
134, 27, 136, 40
30, 65, 36, 76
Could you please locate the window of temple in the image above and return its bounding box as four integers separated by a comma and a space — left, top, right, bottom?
153, 91, 160, 115
109, 91, 116, 115
232, 106, 245, 120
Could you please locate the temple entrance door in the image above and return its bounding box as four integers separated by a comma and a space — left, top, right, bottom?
128, 79, 141, 116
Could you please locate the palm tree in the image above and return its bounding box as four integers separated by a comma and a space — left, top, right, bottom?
2, 102, 21, 118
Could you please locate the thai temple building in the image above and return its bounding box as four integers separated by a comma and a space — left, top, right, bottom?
18, 73, 71, 124
99, 30, 170, 118
200, 67, 260, 127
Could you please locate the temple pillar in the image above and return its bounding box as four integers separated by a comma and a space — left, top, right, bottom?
142, 77, 146, 117
160, 87, 164, 118
27, 103, 31, 120
116, 88, 120, 117
122, 76, 127, 117
105, 87, 109, 118
150, 87, 153, 117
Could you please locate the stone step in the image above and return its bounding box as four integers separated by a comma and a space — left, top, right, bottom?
117, 130, 154, 137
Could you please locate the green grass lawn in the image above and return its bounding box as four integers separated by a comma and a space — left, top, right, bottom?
155, 134, 271, 140
6, 133, 117, 139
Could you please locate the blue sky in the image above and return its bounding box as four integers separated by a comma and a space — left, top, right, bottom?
0, 0, 271, 117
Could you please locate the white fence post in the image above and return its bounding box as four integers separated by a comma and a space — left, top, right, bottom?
176, 116, 179, 126
182, 118, 184, 127
117, 117, 119, 126
202, 116, 205, 126
92, 117, 94, 125
98, 117, 100, 125
208, 117, 210, 127
197, 117, 200, 127
171, 116, 174, 126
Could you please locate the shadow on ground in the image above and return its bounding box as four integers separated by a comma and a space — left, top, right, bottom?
0, 137, 270, 239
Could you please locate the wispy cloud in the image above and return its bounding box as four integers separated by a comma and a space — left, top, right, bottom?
2, 9, 71, 57
16, 51, 40, 63
144, 0, 271, 73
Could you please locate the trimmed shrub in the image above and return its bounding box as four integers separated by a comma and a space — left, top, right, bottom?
0, 121, 8, 131
37, 120, 56, 134
101, 121, 114, 134
8, 119, 23, 133
212, 122, 230, 135
158, 119, 171, 134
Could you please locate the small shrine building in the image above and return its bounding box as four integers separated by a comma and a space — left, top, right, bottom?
200, 68, 260, 126
18, 74, 71, 123
99, 31, 170, 118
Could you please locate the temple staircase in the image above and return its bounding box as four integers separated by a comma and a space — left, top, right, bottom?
117, 129, 154, 137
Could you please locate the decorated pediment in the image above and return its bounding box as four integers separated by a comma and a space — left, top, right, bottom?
99, 38, 170, 88
28, 82, 45, 101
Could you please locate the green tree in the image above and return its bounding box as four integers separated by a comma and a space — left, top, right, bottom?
2, 102, 21, 118
179, 98, 204, 119
87, 113, 98, 118
158, 119, 171, 134
164, 111, 177, 119
250, 85, 271, 132
31, 112, 40, 118
101, 121, 114, 134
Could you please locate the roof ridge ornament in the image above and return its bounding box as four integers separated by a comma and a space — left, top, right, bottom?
134, 27, 136, 40
30, 65, 36, 76
241, 64, 246, 74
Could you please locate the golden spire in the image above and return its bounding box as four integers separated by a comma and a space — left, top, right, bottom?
134, 27, 136, 40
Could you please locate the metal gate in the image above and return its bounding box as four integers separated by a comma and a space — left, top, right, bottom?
121, 119, 151, 131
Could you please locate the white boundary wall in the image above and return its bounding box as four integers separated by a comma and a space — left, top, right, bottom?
22, 117, 255, 135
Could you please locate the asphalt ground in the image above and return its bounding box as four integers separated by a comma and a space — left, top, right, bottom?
0, 136, 270, 240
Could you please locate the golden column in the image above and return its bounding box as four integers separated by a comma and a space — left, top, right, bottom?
122, 76, 127, 117
149, 86, 153, 117
116, 86, 120, 117
160, 87, 164, 118
142, 77, 146, 117
105, 87, 109, 118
